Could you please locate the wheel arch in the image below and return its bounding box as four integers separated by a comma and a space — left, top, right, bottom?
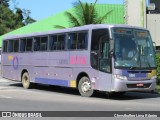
76, 72, 90, 88
21, 69, 28, 81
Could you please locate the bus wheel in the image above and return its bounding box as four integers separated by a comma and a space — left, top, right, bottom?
22, 72, 31, 89
78, 76, 94, 97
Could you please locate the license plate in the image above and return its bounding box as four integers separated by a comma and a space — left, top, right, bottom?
136, 83, 144, 87
129, 74, 135, 78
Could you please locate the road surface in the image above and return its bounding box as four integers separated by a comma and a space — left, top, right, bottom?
0, 78, 160, 120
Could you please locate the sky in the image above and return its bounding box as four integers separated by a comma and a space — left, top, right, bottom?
9, 0, 124, 21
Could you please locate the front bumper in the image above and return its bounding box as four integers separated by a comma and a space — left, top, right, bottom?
111, 78, 157, 92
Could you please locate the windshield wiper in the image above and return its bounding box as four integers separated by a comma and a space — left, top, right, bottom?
130, 66, 137, 70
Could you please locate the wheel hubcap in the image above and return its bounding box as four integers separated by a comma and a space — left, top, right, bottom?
23, 76, 29, 84
81, 81, 91, 93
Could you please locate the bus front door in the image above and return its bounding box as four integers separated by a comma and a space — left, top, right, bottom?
98, 40, 112, 91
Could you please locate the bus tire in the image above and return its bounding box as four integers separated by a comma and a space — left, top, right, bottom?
22, 72, 31, 89
78, 76, 94, 97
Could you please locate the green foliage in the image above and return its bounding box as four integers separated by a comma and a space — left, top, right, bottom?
22, 9, 36, 25
15, 8, 25, 28
0, 0, 9, 7
156, 85, 160, 93
24, 16, 36, 25
0, 0, 36, 35
156, 54, 160, 84
0, 5, 16, 35
55, 0, 112, 28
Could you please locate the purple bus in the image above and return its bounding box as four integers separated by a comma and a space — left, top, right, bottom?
1, 24, 157, 97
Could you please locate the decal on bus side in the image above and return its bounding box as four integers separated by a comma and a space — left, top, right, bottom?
12, 56, 19, 70
8, 55, 13, 60
70, 56, 86, 65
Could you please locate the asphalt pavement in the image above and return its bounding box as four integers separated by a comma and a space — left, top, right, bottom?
0, 76, 160, 120
0, 77, 21, 91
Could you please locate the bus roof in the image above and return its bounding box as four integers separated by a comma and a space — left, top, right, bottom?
3, 24, 148, 40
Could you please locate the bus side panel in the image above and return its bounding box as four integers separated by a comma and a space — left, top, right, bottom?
98, 71, 112, 91
2, 54, 20, 81
34, 67, 72, 87
33, 52, 73, 87
2, 66, 16, 80
69, 50, 90, 87
69, 51, 112, 91
72, 67, 112, 92
1, 53, 35, 82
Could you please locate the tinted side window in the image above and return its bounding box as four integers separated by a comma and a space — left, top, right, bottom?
40, 36, 48, 51
20, 38, 26, 52
34, 36, 48, 51
49, 35, 57, 50
8, 40, 14, 52
77, 32, 88, 50
68, 31, 88, 50
3, 41, 8, 52
14, 40, 19, 52
68, 33, 77, 50
34, 37, 40, 51
91, 29, 109, 51
26, 38, 33, 51
57, 35, 65, 50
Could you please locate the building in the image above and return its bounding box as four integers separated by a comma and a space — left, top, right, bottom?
0, 4, 124, 47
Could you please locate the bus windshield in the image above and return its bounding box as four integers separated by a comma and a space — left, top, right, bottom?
112, 28, 156, 69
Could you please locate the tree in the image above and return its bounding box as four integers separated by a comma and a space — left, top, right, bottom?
0, 0, 36, 35
24, 16, 36, 25
22, 9, 36, 25
0, 4, 16, 35
15, 8, 25, 28
0, 0, 23, 35
12, 1, 36, 25
55, 0, 112, 28
0, 0, 9, 7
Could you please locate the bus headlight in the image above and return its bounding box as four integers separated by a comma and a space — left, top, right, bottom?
114, 74, 127, 80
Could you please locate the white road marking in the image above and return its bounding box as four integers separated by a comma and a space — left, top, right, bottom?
0, 95, 12, 99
